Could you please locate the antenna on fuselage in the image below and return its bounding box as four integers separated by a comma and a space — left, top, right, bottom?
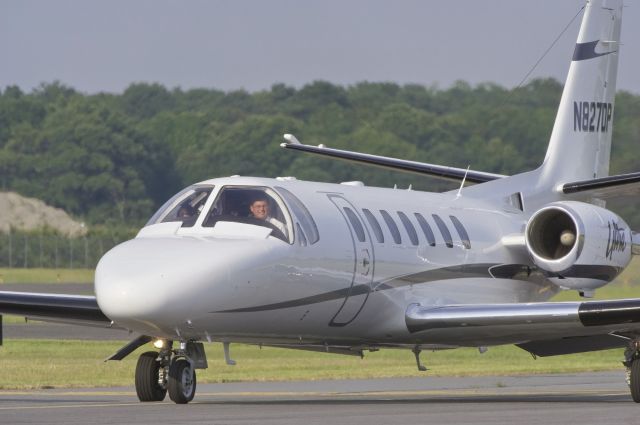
456, 165, 471, 198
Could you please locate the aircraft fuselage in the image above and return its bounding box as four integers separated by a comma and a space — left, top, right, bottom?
95, 176, 585, 349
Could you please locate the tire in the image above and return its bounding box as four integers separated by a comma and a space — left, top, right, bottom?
168, 358, 197, 404
631, 359, 640, 403
135, 351, 167, 402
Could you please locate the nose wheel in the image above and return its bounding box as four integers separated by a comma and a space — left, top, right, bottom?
134, 346, 199, 404
135, 351, 167, 402
168, 358, 197, 404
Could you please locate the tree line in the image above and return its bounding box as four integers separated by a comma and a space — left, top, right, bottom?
0, 79, 639, 228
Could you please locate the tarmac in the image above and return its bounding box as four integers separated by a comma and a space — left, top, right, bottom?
0, 373, 637, 425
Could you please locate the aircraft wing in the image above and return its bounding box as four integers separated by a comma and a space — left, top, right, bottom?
0, 291, 113, 327
406, 298, 640, 356
561, 171, 640, 199
280, 135, 505, 184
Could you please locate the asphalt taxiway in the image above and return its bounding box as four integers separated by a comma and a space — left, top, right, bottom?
0, 372, 637, 425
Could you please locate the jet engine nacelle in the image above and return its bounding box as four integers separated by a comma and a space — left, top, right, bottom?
525, 201, 632, 290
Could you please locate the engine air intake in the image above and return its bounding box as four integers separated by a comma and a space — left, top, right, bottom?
526, 207, 577, 260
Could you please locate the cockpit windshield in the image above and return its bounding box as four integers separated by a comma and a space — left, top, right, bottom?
203, 186, 291, 242
145, 185, 214, 228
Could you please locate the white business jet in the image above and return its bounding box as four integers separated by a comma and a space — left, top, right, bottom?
2, 0, 640, 405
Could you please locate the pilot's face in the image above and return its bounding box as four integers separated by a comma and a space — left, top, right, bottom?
250, 200, 269, 220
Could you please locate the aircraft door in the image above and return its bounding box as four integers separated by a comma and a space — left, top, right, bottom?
327, 195, 375, 326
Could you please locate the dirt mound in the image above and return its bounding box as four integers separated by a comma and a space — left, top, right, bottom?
0, 192, 87, 237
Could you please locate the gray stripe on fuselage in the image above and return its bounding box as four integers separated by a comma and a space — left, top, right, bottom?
214, 285, 369, 313
211, 263, 620, 314
213, 263, 497, 313
376, 263, 495, 290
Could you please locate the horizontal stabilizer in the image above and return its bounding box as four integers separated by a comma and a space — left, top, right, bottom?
0, 291, 111, 325
560, 171, 640, 199
281, 135, 505, 184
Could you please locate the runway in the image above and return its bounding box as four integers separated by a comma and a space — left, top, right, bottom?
0, 372, 637, 425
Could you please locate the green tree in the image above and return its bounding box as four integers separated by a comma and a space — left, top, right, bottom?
121, 83, 176, 120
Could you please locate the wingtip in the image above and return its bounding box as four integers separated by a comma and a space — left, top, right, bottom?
283, 134, 301, 145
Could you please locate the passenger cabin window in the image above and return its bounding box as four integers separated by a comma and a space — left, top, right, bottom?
275, 186, 319, 245
414, 213, 436, 246
380, 210, 401, 244
450, 215, 471, 249
343, 207, 366, 242
362, 209, 384, 243
203, 186, 291, 242
397, 211, 418, 246
145, 185, 214, 228
432, 214, 453, 248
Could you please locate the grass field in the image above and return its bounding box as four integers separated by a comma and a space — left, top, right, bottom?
0, 267, 94, 284
0, 339, 624, 390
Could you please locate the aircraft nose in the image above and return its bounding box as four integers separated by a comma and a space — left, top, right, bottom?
94, 238, 228, 330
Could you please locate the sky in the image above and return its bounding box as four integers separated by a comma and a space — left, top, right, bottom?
2, 0, 639, 95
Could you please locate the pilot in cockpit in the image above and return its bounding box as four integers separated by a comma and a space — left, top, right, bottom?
177, 205, 195, 219
248, 195, 286, 235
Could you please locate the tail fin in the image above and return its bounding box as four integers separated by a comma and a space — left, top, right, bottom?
537, 0, 623, 187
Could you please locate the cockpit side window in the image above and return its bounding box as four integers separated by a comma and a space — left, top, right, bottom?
203, 186, 291, 243
296, 223, 308, 247
275, 186, 319, 245
145, 185, 214, 228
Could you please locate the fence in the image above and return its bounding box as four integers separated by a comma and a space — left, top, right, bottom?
0, 232, 126, 269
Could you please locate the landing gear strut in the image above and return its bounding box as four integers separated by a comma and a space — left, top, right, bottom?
134, 341, 206, 404
624, 341, 640, 403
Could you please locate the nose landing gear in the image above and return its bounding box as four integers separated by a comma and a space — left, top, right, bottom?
134, 341, 206, 404
168, 358, 196, 404
135, 351, 168, 402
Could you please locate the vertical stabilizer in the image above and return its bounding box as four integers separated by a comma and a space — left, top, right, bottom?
537, 0, 622, 188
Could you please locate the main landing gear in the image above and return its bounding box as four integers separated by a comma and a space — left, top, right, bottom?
624, 340, 640, 403
134, 341, 206, 404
